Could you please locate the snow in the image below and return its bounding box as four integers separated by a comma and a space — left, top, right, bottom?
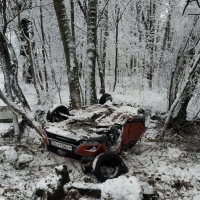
0, 71, 200, 199
15, 154, 34, 169
0, 74, 200, 199
47, 125, 91, 140
66, 175, 142, 200
111, 87, 168, 111
0, 146, 18, 166
0, 123, 12, 132
66, 182, 101, 191
36, 171, 60, 191
0, 92, 200, 199
45, 104, 143, 141
101, 176, 142, 200
49, 104, 63, 113
194, 195, 200, 200
116, 105, 139, 114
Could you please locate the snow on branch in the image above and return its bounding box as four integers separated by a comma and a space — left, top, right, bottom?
161, 51, 200, 137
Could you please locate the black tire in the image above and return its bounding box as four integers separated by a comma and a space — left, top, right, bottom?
122, 140, 138, 152
46, 105, 69, 122
92, 152, 122, 182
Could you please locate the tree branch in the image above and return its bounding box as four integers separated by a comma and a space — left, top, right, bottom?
77, 0, 87, 21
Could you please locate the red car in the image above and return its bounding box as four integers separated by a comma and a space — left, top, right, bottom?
42, 104, 147, 182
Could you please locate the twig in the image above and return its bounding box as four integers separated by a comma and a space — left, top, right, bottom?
134, 158, 151, 171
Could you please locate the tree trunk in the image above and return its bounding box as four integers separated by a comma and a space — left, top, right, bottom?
97, 0, 109, 90
148, 1, 156, 89
168, 17, 199, 110
0, 89, 43, 137
0, 32, 19, 137
70, 0, 75, 44
160, 12, 171, 68
172, 95, 191, 127
27, 39, 42, 104
16, 0, 42, 104
15, 1, 33, 84
142, 1, 155, 89
0, 5, 31, 137
85, 0, 98, 105
0, 2, 41, 137
161, 53, 200, 137
113, 6, 120, 92
53, 0, 81, 109
0, 33, 42, 136
40, 0, 48, 94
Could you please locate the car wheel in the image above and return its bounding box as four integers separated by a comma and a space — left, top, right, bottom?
46, 105, 69, 122
92, 152, 122, 182
122, 140, 138, 152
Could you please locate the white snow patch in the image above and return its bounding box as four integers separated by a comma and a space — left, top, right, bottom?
194, 194, 200, 200
36, 167, 61, 193
15, 154, 34, 168
0, 146, 18, 166
65, 175, 142, 200
101, 176, 142, 200
117, 105, 139, 114
167, 147, 182, 159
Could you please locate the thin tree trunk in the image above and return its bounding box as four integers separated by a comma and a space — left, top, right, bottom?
16, 0, 41, 103
160, 12, 171, 66
40, 0, 48, 94
148, 1, 156, 89
113, 6, 119, 92
71, 0, 75, 44
27, 40, 41, 103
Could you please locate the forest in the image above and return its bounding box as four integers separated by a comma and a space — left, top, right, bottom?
1, 0, 200, 199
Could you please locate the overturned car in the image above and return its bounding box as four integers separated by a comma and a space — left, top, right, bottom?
42, 104, 148, 182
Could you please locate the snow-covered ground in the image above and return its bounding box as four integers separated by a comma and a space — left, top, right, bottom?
0, 72, 200, 199
1, 117, 200, 199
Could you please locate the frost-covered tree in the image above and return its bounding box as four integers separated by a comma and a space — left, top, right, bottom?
0, 5, 44, 137
158, 0, 200, 134
53, 0, 81, 108
16, 0, 43, 104
0, 1, 32, 137
85, 0, 98, 105
0, 35, 43, 137
97, 0, 109, 90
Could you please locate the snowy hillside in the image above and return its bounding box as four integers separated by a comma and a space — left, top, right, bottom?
0, 87, 200, 199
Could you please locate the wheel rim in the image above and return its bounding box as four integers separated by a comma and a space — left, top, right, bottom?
99, 156, 119, 179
